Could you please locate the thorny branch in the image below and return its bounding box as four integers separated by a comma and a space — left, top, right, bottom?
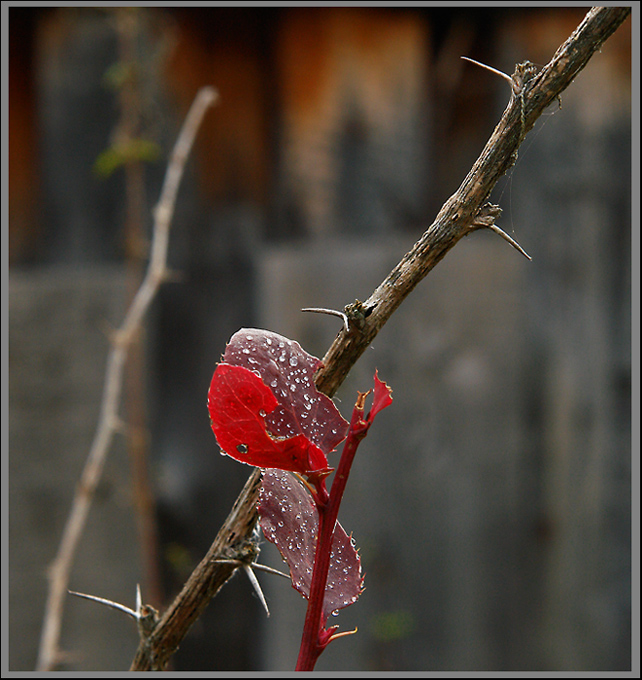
58, 6, 628, 673
127, 6, 630, 671
314, 5, 631, 397
125, 6, 631, 672
35, 86, 218, 672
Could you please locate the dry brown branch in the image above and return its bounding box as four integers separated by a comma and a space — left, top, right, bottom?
35, 86, 218, 672
129, 469, 263, 670
128, 6, 630, 671
315, 6, 631, 398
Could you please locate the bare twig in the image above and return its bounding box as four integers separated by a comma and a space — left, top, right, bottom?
36, 86, 218, 672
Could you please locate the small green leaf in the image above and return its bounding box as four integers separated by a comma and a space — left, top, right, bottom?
93, 138, 161, 178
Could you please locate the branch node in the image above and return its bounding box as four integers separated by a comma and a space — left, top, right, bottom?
344, 300, 369, 334
111, 327, 129, 349
112, 415, 129, 435
162, 268, 185, 284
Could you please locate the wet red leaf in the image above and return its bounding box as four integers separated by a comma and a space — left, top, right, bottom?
208, 329, 349, 474
259, 469, 364, 618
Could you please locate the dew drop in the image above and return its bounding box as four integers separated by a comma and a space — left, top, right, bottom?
270, 379, 278, 388
236, 443, 248, 454
259, 409, 266, 418
290, 384, 296, 392
246, 335, 253, 341
242, 348, 251, 354
289, 356, 298, 367
266, 338, 272, 345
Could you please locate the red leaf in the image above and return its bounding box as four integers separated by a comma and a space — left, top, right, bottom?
259, 469, 363, 618
208, 364, 328, 473
208, 329, 349, 474
222, 329, 348, 456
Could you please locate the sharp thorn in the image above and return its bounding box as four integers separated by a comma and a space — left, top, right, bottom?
68, 590, 138, 620
301, 307, 350, 334
249, 562, 291, 579
461, 56, 514, 87
212, 557, 289, 579
242, 564, 270, 617
488, 224, 532, 260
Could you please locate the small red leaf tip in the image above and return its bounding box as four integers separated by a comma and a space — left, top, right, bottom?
367, 370, 393, 422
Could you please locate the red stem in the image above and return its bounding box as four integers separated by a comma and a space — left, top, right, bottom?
295, 397, 369, 671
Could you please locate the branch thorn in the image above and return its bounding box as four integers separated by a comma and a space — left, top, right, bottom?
302, 307, 350, 334
212, 558, 286, 617
68, 589, 138, 621
461, 56, 513, 88
487, 224, 532, 260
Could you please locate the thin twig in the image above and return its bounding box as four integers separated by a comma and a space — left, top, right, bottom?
35, 86, 218, 672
